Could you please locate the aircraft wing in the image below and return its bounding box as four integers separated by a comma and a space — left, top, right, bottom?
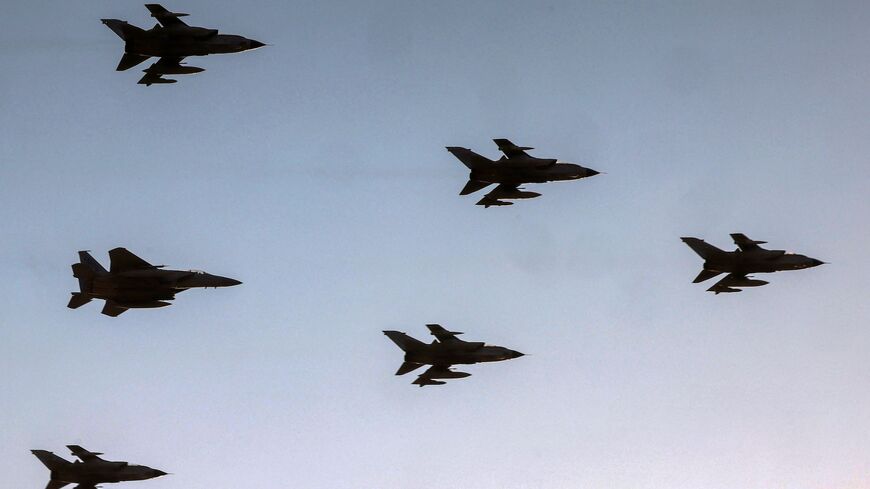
108, 248, 156, 273
67, 445, 104, 462
493, 138, 533, 158
731, 233, 767, 251
45, 481, 71, 489
145, 4, 189, 27
72, 485, 98, 489
426, 324, 464, 343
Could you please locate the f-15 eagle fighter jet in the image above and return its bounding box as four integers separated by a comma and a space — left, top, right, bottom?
102, 4, 265, 85
32, 445, 167, 489
446, 139, 599, 207
68, 247, 241, 316
383, 324, 524, 386
681, 233, 824, 294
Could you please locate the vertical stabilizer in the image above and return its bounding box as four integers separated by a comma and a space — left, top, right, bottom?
31, 450, 71, 471
383, 331, 426, 352
680, 237, 725, 260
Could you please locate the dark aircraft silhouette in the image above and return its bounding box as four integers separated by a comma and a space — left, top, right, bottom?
446, 139, 599, 207
101, 4, 265, 85
32, 445, 167, 489
68, 248, 241, 317
681, 233, 824, 294
383, 324, 524, 386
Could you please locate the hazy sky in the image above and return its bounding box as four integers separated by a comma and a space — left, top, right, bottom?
1, 1, 869, 488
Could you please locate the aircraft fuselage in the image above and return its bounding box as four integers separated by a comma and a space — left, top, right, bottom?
703, 250, 823, 275
126, 30, 263, 57
404, 344, 523, 366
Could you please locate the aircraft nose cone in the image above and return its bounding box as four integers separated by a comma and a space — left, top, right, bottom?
249, 40, 265, 49
510, 350, 524, 358
153, 470, 168, 477
223, 278, 243, 287
586, 168, 600, 177
810, 259, 825, 267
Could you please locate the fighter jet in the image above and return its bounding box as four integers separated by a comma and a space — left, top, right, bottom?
101, 4, 265, 85
446, 139, 599, 207
68, 247, 241, 316
681, 233, 824, 294
383, 324, 524, 386
31, 445, 167, 489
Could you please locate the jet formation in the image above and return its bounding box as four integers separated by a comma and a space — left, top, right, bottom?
446, 139, 599, 207
68, 247, 241, 316
32, 445, 166, 489
102, 4, 265, 85
383, 324, 524, 386
681, 233, 824, 294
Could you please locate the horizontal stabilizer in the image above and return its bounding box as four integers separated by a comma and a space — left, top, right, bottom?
692, 269, 722, 283
67, 293, 92, 310
395, 361, 424, 376
460, 180, 492, 196
101, 301, 129, 317
45, 480, 71, 489
116, 53, 151, 72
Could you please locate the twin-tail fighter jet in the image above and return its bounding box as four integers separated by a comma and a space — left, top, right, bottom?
32, 445, 167, 489
681, 233, 824, 294
102, 4, 265, 85
446, 139, 599, 207
68, 248, 241, 316
383, 324, 524, 386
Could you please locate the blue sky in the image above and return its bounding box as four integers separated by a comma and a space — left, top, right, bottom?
1, 1, 869, 488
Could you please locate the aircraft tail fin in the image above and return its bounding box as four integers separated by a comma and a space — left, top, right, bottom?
383, 331, 426, 352
446, 147, 495, 170
693, 269, 723, 283
31, 450, 71, 471
71, 251, 106, 297
101, 19, 146, 42
680, 237, 725, 260
116, 53, 151, 72
395, 361, 425, 376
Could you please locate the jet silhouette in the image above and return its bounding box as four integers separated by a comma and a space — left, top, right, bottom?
446, 138, 599, 207
681, 233, 824, 294
383, 324, 524, 386
68, 247, 241, 316
101, 4, 265, 85
32, 445, 167, 489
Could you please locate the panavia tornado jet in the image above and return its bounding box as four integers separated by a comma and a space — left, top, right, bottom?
681, 233, 824, 294
31, 445, 167, 489
68, 247, 241, 316
101, 4, 265, 85
446, 139, 599, 207
383, 324, 524, 386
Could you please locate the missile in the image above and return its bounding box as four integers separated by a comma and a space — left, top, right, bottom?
144, 65, 204, 75
427, 370, 471, 380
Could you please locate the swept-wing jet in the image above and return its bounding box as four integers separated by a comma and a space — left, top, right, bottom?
681, 233, 824, 294
101, 4, 265, 85
446, 139, 599, 207
383, 324, 524, 386
32, 445, 167, 489
68, 247, 241, 316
